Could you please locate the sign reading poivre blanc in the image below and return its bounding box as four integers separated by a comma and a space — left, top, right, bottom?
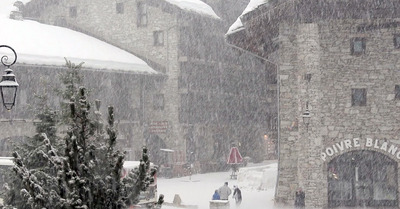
321, 138, 400, 161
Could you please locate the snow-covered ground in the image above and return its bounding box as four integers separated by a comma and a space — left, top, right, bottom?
158, 161, 278, 209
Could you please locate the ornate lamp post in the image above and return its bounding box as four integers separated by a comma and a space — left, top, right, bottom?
0, 45, 18, 110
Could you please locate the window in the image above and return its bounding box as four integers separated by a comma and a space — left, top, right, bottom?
69, 6, 77, 18
153, 30, 164, 46
351, 37, 366, 55
116, 2, 124, 14
352, 88, 367, 106
132, 108, 141, 121
270, 117, 277, 130
137, 2, 147, 27
178, 64, 189, 89
153, 94, 164, 110
395, 85, 400, 100
394, 34, 400, 49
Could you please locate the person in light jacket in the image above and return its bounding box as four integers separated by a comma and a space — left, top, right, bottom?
218, 182, 232, 200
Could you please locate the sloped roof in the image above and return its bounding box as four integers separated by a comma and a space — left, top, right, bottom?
0, 0, 158, 74
226, 0, 269, 35
164, 0, 220, 20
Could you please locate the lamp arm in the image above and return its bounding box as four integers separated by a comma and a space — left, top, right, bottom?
0, 45, 17, 68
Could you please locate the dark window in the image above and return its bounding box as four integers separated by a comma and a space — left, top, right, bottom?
153, 94, 164, 110
351, 37, 366, 55
395, 85, 400, 100
394, 34, 400, 49
116, 2, 124, 14
271, 117, 278, 130
69, 6, 77, 18
153, 30, 164, 46
137, 2, 147, 27
352, 88, 367, 106
179, 93, 195, 123
179, 93, 188, 123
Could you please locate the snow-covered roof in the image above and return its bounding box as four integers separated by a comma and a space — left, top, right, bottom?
123, 161, 142, 169
0, 0, 157, 74
0, 157, 14, 166
160, 148, 174, 152
164, 0, 220, 20
123, 161, 155, 169
226, 0, 269, 35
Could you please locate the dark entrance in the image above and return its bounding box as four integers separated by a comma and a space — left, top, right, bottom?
145, 134, 167, 166
328, 150, 398, 208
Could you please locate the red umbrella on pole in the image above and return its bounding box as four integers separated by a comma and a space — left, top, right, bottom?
227, 147, 243, 164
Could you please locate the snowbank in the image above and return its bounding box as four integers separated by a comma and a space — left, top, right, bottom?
237, 162, 277, 191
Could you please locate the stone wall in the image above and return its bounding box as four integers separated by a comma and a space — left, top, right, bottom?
275, 22, 300, 205
276, 17, 400, 208
0, 64, 153, 160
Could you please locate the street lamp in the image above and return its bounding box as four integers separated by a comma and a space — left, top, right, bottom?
0, 45, 18, 110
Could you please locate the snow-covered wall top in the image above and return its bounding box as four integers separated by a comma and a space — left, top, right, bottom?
164, 0, 220, 20
226, 0, 269, 35
0, 0, 157, 74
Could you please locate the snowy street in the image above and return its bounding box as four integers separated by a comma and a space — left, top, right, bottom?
157, 161, 277, 209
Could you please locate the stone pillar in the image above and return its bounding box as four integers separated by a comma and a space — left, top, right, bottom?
296, 23, 326, 208
276, 22, 327, 208
275, 22, 301, 205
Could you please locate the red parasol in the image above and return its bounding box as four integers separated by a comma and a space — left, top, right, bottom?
227, 147, 243, 164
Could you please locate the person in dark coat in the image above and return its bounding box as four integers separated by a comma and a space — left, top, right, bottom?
212, 190, 220, 200
294, 188, 305, 209
232, 185, 242, 205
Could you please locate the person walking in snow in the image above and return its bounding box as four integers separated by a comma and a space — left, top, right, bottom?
212, 190, 220, 200
218, 182, 232, 200
294, 187, 305, 209
232, 185, 242, 206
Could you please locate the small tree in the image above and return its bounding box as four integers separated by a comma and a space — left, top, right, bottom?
4, 60, 163, 209
3, 101, 61, 209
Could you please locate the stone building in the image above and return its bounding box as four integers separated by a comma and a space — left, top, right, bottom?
227, 0, 400, 208
0, 64, 159, 156
0, 1, 160, 162
23, 0, 278, 176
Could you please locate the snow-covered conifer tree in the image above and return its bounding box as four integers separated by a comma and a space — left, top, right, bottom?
3, 60, 163, 209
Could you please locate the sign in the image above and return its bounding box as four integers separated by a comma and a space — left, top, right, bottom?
149, 121, 168, 133
321, 138, 400, 161
227, 147, 243, 164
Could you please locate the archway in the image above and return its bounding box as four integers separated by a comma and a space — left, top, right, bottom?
328, 150, 398, 208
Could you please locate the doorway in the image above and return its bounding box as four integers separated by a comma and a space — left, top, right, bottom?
328, 150, 398, 208
145, 134, 167, 166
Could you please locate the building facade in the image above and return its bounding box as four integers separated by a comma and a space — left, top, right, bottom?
23, 0, 278, 176
227, 0, 400, 208
0, 63, 160, 159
